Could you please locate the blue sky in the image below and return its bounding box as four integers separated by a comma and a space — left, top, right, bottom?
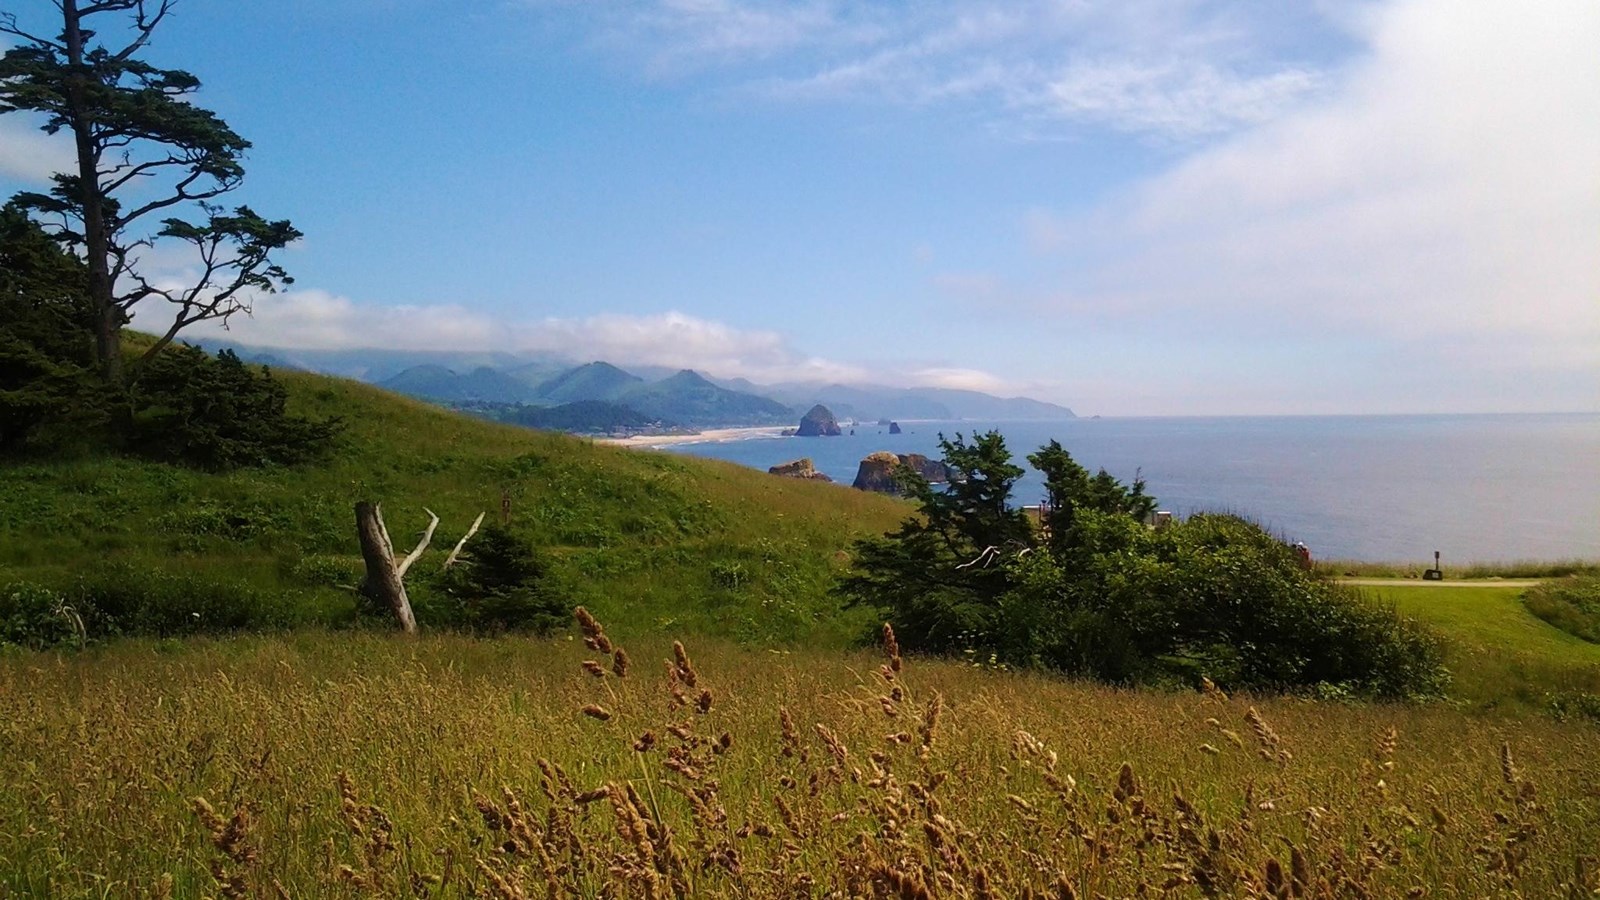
2, 0, 1596, 415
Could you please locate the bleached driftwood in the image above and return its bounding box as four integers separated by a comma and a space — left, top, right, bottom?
395, 508, 440, 579
355, 503, 488, 633
354, 502, 429, 634
443, 511, 486, 569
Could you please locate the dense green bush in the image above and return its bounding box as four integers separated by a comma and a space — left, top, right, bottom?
66, 565, 290, 637
0, 566, 292, 648
1523, 575, 1600, 643
418, 525, 565, 634
840, 431, 1450, 699
125, 345, 342, 469
0, 582, 85, 650
0, 205, 108, 454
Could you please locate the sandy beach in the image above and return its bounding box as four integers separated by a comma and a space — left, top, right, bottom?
594, 425, 791, 449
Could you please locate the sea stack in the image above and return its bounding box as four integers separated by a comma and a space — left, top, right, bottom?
851, 452, 950, 494
796, 404, 842, 437
768, 458, 832, 482
852, 452, 902, 493
888, 421, 902, 434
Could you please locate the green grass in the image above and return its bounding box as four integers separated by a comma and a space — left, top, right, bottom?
2, 628, 1598, 898
0, 364, 908, 645
1358, 582, 1600, 713
1522, 575, 1600, 643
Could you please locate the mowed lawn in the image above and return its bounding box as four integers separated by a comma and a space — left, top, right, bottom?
1359, 582, 1600, 710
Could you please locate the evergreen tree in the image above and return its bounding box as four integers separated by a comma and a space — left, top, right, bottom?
0, 203, 104, 451
838, 431, 1030, 652
0, 2, 299, 385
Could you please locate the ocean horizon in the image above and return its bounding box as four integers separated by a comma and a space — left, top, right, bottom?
656, 412, 1600, 564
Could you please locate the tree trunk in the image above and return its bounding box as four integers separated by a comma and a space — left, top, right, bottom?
59, 0, 122, 385
355, 501, 417, 635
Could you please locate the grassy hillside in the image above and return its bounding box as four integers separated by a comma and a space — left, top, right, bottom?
2, 628, 1596, 897
0, 364, 908, 644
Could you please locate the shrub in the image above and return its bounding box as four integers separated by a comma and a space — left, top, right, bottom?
124, 345, 342, 470
423, 526, 565, 634
0, 582, 87, 650
0, 205, 108, 455
841, 434, 1449, 698
66, 565, 288, 637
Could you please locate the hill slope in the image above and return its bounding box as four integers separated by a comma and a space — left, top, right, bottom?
0, 360, 908, 644
534, 361, 643, 404
377, 364, 540, 403
620, 369, 794, 426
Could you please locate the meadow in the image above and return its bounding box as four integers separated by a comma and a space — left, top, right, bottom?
4, 362, 1599, 897
0, 368, 907, 647
2, 610, 1598, 898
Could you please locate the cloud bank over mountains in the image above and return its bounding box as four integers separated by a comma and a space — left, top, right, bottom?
178, 293, 1017, 395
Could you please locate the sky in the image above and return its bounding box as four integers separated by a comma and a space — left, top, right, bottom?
1, 0, 1596, 415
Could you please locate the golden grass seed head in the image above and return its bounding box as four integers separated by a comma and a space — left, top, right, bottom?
1500, 742, 1519, 785
1376, 726, 1398, 760
1290, 846, 1310, 890
672, 641, 699, 688
882, 623, 902, 672
574, 606, 614, 654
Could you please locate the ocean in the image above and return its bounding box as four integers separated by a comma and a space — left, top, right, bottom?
655, 414, 1600, 564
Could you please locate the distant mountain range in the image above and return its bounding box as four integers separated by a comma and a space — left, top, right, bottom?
190, 338, 1075, 430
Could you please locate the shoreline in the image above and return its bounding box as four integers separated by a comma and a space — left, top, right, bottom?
594, 425, 791, 449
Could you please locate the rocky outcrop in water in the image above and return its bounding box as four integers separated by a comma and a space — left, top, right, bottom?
796, 404, 842, 437
768, 458, 832, 482
888, 421, 902, 434
851, 452, 950, 494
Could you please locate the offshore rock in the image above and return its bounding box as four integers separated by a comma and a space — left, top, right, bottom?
768, 458, 832, 482
851, 452, 951, 494
796, 404, 842, 437
888, 421, 903, 434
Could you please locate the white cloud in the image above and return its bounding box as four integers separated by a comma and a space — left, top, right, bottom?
528, 0, 1339, 138
908, 367, 1011, 394
0, 116, 74, 183
1010, 0, 1600, 409
178, 290, 1018, 391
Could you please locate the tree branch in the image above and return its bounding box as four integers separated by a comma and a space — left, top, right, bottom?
116, 167, 234, 228
110, 0, 175, 63
442, 512, 486, 569
0, 14, 68, 51
100, 154, 187, 196
395, 508, 440, 579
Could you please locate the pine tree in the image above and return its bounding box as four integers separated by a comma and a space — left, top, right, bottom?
0, 2, 299, 384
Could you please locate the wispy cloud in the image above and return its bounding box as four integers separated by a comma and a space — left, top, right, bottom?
521, 0, 1341, 138
177, 289, 1023, 392
957, 0, 1600, 412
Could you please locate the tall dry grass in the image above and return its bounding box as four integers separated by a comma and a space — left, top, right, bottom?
1, 622, 1597, 897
